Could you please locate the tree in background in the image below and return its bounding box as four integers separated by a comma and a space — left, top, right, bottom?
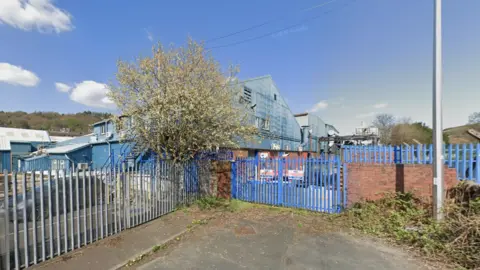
468, 112, 480, 124
108, 40, 257, 162
372, 113, 395, 144
390, 122, 449, 145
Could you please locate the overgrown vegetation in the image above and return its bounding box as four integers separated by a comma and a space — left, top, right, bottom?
0, 111, 110, 135
345, 187, 480, 269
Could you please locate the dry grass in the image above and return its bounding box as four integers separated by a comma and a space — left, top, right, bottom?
344, 186, 480, 269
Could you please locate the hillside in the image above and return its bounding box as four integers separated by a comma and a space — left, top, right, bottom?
444, 123, 480, 144
0, 111, 111, 136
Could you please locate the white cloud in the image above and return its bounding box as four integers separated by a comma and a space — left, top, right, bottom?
373, 103, 388, 109
55, 82, 71, 92
0, 0, 73, 33
355, 112, 376, 119
69, 80, 115, 109
0, 62, 40, 86
308, 100, 328, 112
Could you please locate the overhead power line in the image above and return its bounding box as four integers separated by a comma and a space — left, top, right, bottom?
206, 0, 356, 50
205, 0, 340, 43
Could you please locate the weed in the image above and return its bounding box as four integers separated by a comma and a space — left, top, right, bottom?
227, 200, 254, 212
341, 190, 480, 269
196, 196, 228, 210
192, 219, 208, 225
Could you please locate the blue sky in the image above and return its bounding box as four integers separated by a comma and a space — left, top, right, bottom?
1, 0, 480, 135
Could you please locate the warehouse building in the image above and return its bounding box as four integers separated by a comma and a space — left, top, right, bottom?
230, 75, 303, 158
0, 127, 51, 171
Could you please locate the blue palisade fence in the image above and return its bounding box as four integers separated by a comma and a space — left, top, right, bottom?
342, 143, 480, 183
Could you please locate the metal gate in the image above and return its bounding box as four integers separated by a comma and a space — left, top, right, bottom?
231, 156, 347, 213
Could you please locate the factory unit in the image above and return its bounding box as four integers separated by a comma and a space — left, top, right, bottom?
23, 118, 137, 171
294, 112, 339, 154
230, 75, 304, 158
0, 127, 52, 171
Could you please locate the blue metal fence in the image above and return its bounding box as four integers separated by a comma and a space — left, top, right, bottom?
232, 157, 346, 213
342, 143, 480, 182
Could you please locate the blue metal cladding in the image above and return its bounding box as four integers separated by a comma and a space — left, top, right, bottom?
0, 151, 11, 171
93, 120, 120, 141
10, 142, 32, 155
23, 155, 51, 171
23, 146, 93, 171
234, 76, 302, 151
91, 141, 128, 168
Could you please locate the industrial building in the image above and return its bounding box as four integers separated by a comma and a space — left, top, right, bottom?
0, 127, 51, 171
17, 75, 338, 170
294, 112, 339, 154
232, 75, 312, 158
23, 118, 138, 171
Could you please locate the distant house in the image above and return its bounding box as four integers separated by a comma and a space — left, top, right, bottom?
231, 75, 303, 158
0, 127, 51, 171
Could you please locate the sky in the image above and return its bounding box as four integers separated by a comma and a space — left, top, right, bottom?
1, 0, 480, 135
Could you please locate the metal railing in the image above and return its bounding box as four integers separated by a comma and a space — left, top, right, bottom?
342, 143, 480, 182
232, 156, 346, 213
0, 159, 201, 269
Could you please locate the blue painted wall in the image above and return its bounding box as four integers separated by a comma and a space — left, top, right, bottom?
91, 141, 128, 169
24, 146, 93, 171
234, 76, 302, 152
0, 151, 10, 171
92, 120, 121, 142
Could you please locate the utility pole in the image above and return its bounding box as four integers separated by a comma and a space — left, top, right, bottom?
432, 0, 444, 221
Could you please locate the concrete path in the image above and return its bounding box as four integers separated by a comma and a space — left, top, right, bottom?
136, 209, 434, 270
31, 209, 214, 270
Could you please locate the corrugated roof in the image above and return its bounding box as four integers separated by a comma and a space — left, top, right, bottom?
0, 127, 50, 143
45, 143, 89, 154
0, 136, 10, 151
50, 136, 76, 142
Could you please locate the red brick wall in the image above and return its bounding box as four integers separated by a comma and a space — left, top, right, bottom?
346, 163, 458, 205
214, 161, 232, 199
232, 150, 249, 159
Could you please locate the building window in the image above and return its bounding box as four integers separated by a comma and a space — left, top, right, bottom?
243, 87, 252, 103
264, 119, 270, 131
255, 117, 270, 131
100, 124, 106, 134
274, 94, 277, 101
52, 159, 66, 170
51, 160, 58, 170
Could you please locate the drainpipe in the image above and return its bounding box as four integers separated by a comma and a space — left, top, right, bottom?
64, 154, 74, 171
106, 140, 111, 164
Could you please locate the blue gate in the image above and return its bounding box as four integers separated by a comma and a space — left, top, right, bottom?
231, 156, 347, 213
